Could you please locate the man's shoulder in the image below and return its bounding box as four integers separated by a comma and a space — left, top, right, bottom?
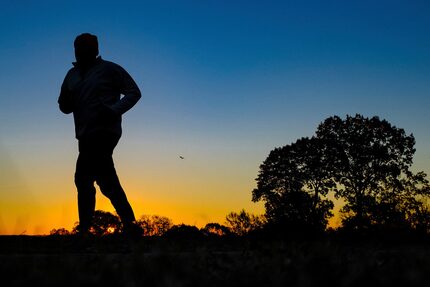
64, 66, 80, 81
100, 59, 124, 71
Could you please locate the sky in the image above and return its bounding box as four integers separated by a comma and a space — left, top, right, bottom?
0, 0, 429, 234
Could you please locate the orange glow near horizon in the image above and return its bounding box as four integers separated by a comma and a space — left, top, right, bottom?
0, 180, 344, 235
0, 181, 267, 235
0, 145, 343, 235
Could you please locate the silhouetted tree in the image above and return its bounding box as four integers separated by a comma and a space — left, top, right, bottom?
289, 137, 336, 227
137, 215, 173, 236
373, 171, 430, 233
252, 137, 334, 231
72, 210, 122, 236
201, 223, 232, 236
163, 224, 204, 239
316, 114, 430, 231
92, 210, 122, 235
225, 209, 266, 236
49, 228, 71, 236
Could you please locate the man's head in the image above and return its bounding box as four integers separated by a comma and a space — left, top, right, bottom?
74, 33, 99, 64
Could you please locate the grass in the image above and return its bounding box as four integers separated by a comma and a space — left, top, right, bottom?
1, 234, 430, 287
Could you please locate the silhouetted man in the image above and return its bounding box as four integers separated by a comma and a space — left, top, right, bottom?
58, 33, 141, 236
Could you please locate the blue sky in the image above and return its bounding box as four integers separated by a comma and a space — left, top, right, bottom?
0, 0, 429, 233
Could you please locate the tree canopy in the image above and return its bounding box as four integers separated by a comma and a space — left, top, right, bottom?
253, 114, 430, 233
252, 136, 334, 232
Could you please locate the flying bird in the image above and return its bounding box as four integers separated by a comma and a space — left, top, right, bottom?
179, 155, 184, 159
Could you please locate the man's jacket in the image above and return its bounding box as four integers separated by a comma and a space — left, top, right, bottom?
58, 57, 141, 139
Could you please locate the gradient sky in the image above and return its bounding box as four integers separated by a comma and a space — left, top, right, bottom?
0, 0, 429, 234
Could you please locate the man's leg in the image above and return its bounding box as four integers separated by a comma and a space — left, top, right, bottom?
94, 134, 136, 227
75, 152, 96, 232
97, 163, 136, 226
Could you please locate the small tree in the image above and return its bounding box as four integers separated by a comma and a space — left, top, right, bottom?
225, 209, 266, 236
137, 215, 173, 236
201, 223, 232, 236
49, 228, 70, 236
71, 210, 122, 236
93, 210, 122, 235
163, 224, 204, 239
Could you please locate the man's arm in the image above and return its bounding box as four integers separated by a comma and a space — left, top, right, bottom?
58, 78, 74, 114
109, 65, 142, 115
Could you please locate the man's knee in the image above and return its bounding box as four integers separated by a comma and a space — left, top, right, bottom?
74, 173, 95, 192
98, 179, 124, 200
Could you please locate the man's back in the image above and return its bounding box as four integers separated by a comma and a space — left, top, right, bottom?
59, 57, 141, 139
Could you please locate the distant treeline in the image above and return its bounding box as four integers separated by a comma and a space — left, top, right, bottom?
50, 209, 265, 237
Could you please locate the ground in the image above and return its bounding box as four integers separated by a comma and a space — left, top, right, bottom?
1, 235, 430, 287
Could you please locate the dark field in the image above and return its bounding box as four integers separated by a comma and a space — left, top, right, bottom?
1, 235, 430, 287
